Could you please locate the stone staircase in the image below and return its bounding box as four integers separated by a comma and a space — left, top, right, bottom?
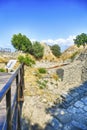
45, 82, 87, 130
60, 83, 87, 109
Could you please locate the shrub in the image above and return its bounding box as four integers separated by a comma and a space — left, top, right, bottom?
18, 55, 35, 66
32, 41, 44, 59
37, 80, 48, 89
0, 68, 5, 72
50, 44, 61, 57
38, 68, 47, 74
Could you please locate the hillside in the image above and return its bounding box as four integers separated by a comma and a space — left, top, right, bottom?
41, 42, 58, 61
60, 45, 85, 62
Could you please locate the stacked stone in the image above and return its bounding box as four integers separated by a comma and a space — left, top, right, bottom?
81, 57, 87, 82
60, 82, 87, 108
45, 82, 87, 130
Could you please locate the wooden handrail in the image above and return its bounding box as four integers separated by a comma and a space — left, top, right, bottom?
0, 64, 24, 101
0, 63, 24, 130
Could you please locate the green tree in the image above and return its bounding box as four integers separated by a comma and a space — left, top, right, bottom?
18, 55, 35, 66
32, 41, 44, 59
74, 33, 87, 47
50, 44, 61, 57
11, 33, 32, 53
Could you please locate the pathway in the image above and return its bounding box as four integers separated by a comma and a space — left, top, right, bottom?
45, 82, 87, 130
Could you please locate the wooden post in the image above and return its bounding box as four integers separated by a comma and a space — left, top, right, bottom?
6, 88, 11, 130
19, 66, 24, 102
16, 74, 21, 130
22, 64, 24, 100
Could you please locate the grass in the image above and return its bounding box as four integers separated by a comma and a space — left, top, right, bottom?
70, 51, 79, 61
37, 79, 48, 89
0, 68, 5, 72
38, 68, 47, 74
52, 73, 59, 81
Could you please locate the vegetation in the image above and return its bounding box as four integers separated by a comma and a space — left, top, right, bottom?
38, 68, 47, 74
18, 55, 35, 66
37, 80, 48, 89
70, 51, 79, 61
52, 73, 59, 81
11, 33, 32, 53
11, 34, 44, 59
50, 44, 61, 57
32, 41, 44, 59
74, 33, 87, 47
0, 68, 5, 72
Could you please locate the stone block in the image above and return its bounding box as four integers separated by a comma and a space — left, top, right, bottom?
74, 101, 84, 108
49, 118, 62, 130
55, 112, 72, 124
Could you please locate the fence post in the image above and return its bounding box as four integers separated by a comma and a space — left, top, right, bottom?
19, 64, 24, 102
16, 74, 21, 130
22, 63, 25, 89
6, 88, 12, 130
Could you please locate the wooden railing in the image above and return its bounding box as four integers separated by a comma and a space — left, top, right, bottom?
0, 63, 24, 130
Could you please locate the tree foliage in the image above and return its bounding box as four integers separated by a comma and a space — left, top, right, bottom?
11, 33, 32, 53
74, 33, 87, 47
11, 34, 44, 59
50, 44, 61, 57
18, 55, 35, 66
32, 41, 44, 59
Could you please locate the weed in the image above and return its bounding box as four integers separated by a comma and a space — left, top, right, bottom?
52, 73, 59, 81
37, 80, 48, 89
38, 68, 47, 74
0, 68, 5, 72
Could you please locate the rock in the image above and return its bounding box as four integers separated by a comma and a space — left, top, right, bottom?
74, 101, 84, 108
81, 58, 87, 82
60, 61, 83, 86
56, 68, 64, 81
71, 120, 87, 130
49, 118, 63, 130
55, 112, 72, 124
42, 98, 48, 103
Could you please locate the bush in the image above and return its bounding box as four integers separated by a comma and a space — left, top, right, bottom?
18, 55, 35, 66
0, 68, 5, 72
32, 41, 44, 59
37, 80, 48, 89
50, 44, 61, 57
38, 68, 47, 74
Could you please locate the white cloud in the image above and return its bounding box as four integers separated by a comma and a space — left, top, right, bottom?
30, 39, 36, 43
41, 35, 76, 51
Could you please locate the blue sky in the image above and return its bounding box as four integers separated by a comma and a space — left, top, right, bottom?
0, 0, 87, 51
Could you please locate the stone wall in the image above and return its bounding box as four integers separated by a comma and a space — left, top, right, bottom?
81, 58, 87, 82
57, 61, 84, 86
